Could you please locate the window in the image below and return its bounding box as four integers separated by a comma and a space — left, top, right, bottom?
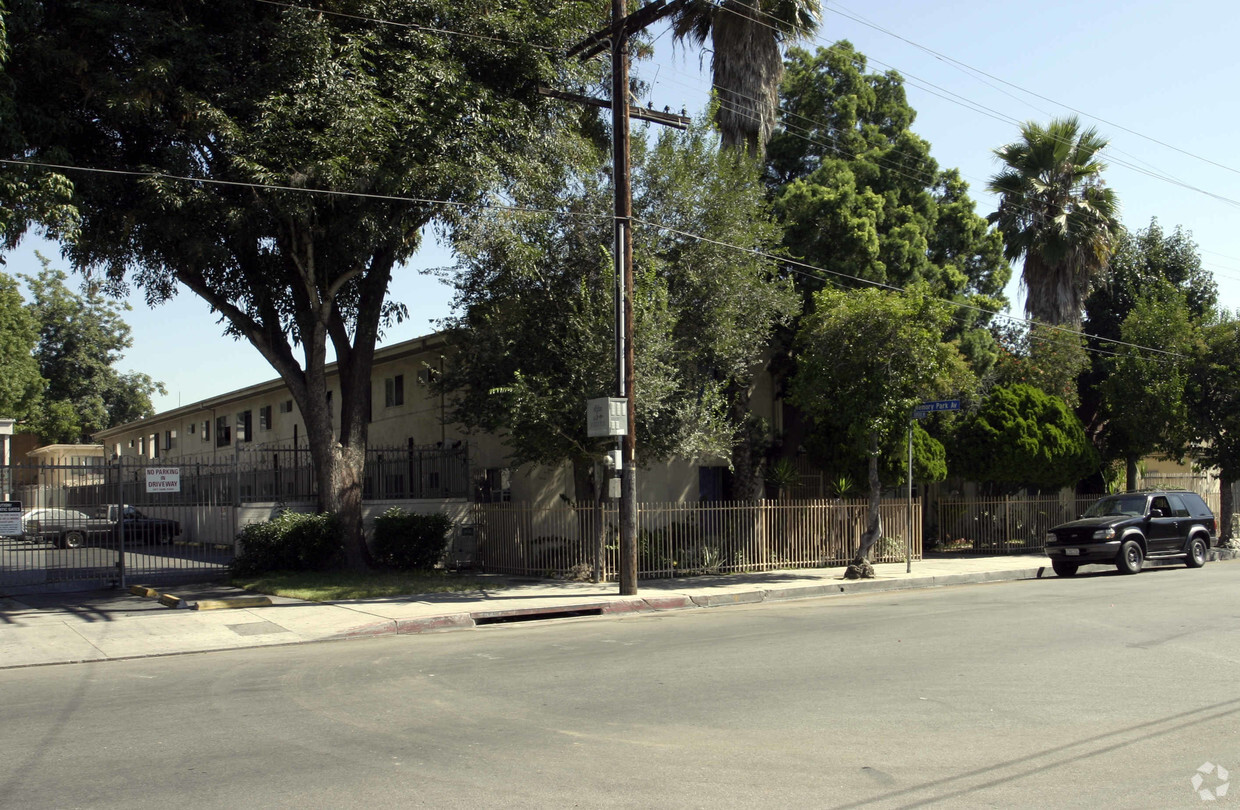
279, 399, 293, 414
478, 468, 511, 502
417, 368, 440, 386
138, 436, 146, 455
164, 430, 176, 451
215, 416, 231, 447
237, 410, 253, 443
202, 419, 211, 443
385, 374, 405, 408
1166, 494, 1191, 518
259, 405, 272, 431
152, 434, 160, 459
128, 439, 135, 448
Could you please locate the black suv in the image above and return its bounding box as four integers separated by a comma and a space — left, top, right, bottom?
1045, 491, 1217, 576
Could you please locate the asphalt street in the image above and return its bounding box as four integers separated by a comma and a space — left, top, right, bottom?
2, 562, 1238, 809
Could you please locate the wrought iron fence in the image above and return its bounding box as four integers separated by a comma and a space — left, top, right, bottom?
934, 491, 1225, 554
2, 445, 470, 591
471, 498, 922, 581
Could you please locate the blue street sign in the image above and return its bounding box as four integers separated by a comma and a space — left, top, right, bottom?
912, 399, 961, 419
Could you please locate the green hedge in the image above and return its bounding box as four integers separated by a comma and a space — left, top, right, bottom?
371, 507, 453, 570
231, 510, 342, 576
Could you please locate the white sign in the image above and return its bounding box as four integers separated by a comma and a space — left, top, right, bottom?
145, 467, 181, 493
587, 397, 628, 437
0, 501, 21, 535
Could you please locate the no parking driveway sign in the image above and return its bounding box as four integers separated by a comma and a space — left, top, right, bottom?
145, 467, 181, 493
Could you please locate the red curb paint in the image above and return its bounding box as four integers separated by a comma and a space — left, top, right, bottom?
397, 614, 475, 634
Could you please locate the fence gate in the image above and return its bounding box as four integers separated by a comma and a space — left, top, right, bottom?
1, 458, 236, 593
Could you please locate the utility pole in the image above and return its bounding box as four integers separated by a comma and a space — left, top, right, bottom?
610, 0, 638, 596
569, 0, 688, 596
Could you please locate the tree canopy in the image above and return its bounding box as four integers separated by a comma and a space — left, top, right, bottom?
440, 121, 798, 500
670, 0, 821, 154
988, 116, 1121, 328
0, 268, 42, 419
950, 383, 1097, 493
766, 42, 1008, 373
4, 0, 605, 568
1097, 291, 1196, 491
20, 255, 163, 443
1189, 316, 1240, 535
789, 284, 969, 566
1079, 218, 1213, 437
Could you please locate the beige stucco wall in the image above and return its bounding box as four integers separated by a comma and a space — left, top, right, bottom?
94, 330, 778, 505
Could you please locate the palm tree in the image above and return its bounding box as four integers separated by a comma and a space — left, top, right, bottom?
988, 116, 1120, 327
669, 0, 820, 155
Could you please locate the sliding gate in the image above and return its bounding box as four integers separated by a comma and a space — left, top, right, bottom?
1, 458, 236, 593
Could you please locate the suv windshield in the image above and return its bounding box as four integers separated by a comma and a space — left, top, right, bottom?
1082, 495, 1147, 518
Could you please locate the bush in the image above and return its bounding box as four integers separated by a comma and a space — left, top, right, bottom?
231, 510, 342, 577
371, 507, 453, 570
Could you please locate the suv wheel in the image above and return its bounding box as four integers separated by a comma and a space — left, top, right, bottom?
1052, 561, 1079, 577
1117, 539, 1144, 575
1185, 536, 1207, 569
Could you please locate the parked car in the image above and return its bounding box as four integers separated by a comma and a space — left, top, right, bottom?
1044, 490, 1217, 576
21, 505, 181, 549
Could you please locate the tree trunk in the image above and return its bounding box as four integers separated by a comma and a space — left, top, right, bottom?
846, 431, 882, 579
1125, 455, 1139, 492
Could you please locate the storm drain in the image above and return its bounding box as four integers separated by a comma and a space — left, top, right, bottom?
474, 607, 604, 626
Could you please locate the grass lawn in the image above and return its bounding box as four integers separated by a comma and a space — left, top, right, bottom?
231, 570, 503, 602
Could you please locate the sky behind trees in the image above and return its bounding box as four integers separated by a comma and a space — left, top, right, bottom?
7, 0, 1239, 414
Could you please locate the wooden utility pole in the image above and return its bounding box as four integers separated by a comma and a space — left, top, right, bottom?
570, 0, 689, 596
611, 0, 638, 596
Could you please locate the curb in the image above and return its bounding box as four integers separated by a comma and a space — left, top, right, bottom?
323, 567, 1050, 641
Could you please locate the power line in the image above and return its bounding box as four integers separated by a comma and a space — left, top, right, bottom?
4, 154, 1187, 360
823, 1, 1240, 178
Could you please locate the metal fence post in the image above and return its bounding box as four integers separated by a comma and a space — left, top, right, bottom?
115, 455, 127, 588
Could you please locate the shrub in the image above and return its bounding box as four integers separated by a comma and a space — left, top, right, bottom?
371, 507, 453, 570
231, 510, 342, 577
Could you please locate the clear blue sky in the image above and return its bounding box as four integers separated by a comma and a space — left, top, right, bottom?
7, 0, 1240, 413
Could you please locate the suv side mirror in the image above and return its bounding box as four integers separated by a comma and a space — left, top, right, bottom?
1149, 508, 1166, 518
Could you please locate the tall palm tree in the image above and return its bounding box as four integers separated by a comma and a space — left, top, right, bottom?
669, 0, 820, 155
988, 116, 1120, 327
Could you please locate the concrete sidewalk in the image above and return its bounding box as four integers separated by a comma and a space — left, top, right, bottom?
2, 553, 1229, 670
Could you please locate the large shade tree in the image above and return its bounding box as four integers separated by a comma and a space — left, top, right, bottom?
1079, 219, 1214, 440
988, 116, 1121, 328
768, 43, 1009, 370
1189, 316, 1240, 540
440, 122, 797, 500
669, 0, 820, 154
4, 0, 603, 569
0, 0, 77, 256
0, 269, 42, 419
789, 284, 971, 576
21, 255, 163, 443
1097, 291, 1196, 492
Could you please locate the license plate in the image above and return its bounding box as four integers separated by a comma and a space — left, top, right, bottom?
1065, 548, 1080, 556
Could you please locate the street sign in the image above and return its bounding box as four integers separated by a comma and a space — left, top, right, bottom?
145, 467, 181, 493
912, 399, 961, 419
